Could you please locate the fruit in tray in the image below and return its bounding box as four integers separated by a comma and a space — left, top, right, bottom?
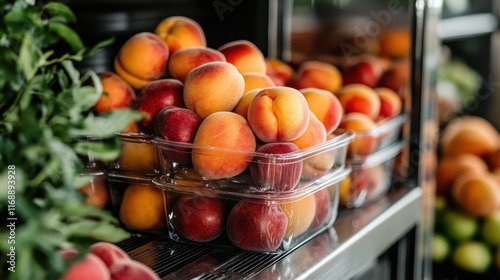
266, 58, 294, 86
114, 32, 169, 89
78, 174, 109, 209
93, 72, 136, 114
226, 200, 289, 251
374, 87, 402, 120
288, 60, 343, 93
155, 16, 206, 54
342, 58, 383, 88
217, 40, 267, 74
117, 134, 159, 173
167, 46, 226, 82
119, 183, 166, 231
337, 83, 381, 120
300, 87, 343, 135
311, 188, 332, 229
339, 112, 377, 156
280, 194, 317, 238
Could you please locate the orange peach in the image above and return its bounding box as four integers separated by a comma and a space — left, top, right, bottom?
77, 175, 109, 209
192, 111, 256, 179
266, 58, 294, 86
374, 87, 402, 120
242, 72, 275, 93
247, 86, 310, 143
288, 61, 343, 94
93, 72, 136, 114
233, 88, 261, 120
218, 40, 267, 74
292, 112, 327, 150
114, 32, 169, 89
301, 133, 336, 181
378, 28, 411, 58
167, 46, 226, 82
339, 112, 378, 156
337, 83, 381, 120
183, 61, 245, 119
280, 194, 316, 238
451, 171, 500, 217
119, 183, 166, 231
435, 154, 489, 196
300, 87, 344, 134
154, 16, 206, 54
60, 253, 110, 280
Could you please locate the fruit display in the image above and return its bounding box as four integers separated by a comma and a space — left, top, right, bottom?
432, 116, 500, 277
340, 141, 404, 208
77, 171, 110, 210
153, 167, 350, 253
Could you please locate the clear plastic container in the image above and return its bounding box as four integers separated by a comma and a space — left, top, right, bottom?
77, 135, 108, 170
339, 141, 404, 208
77, 170, 109, 209
106, 171, 167, 234
152, 131, 354, 193
341, 114, 407, 161
110, 132, 161, 176
152, 167, 351, 254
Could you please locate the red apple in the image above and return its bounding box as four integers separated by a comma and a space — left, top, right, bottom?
135, 78, 184, 133
154, 106, 203, 164
171, 195, 226, 242
249, 142, 303, 191
342, 60, 382, 88
310, 188, 332, 229
226, 200, 288, 252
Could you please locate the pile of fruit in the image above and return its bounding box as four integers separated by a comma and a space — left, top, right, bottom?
433, 116, 500, 276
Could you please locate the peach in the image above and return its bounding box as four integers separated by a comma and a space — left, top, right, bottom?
377, 61, 410, 99
119, 183, 166, 231
300, 87, 344, 134
192, 111, 256, 179
452, 172, 500, 217
77, 175, 109, 209
310, 188, 332, 229
89, 242, 130, 269
154, 16, 206, 54
93, 72, 136, 114
183, 61, 245, 119
117, 134, 159, 173
435, 154, 489, 196
218, 40, 267, 74
337, 83, 381, 120
441, 116, 500, 158
247, 86, 310, 143
114, 32, 169, 89
342, 59, 383, 88
378, 28, 411, 58
266, 58, 294, 86
280, 194, 317, 238
300, 134, 336, 181
167, 46, 226, 82
291, 112, 327, 150
374, 87, 402, 120
339, 112, 378, 156
288, 61, 343, 93
233, 88, 261, 120
242, 72, 275, 93
60, 253, 110, 280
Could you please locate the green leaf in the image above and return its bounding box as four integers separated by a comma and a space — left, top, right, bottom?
86, 37, 115, 57
43, 2, 76, 23
69, 109, 145, 139
47, 22, 84, 52
65, 220, 131, 242
73, 137, 121, 161
18, 34, 43, 80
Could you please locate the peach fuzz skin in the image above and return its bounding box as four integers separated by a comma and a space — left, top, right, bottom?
247, 86, 310, 143
300, 87, 344, 135
337, 83, 381, 120
167, 46, 226, 82
114, 32, 169, 89
266, 58, 294, 86
233, 88, 262, 120
218, 40, 267, 74
288, 61, 343, 94
93, 72, 136, 114
242, 72, 275, 93
339, 112, 378, 156
183, 61, 245, 119
192, 111, 256, 180
155, 16, 206, 54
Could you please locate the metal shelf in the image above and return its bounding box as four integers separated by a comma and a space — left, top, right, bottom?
118, 186, 422, 280
438, 13, 499, 41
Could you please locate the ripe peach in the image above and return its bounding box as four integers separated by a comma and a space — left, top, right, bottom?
117, 133, 159, 173
183, 61, 245, 119
93, 72, 136, 114
280, 194, 317, 238
77, 175, 109, 209
378, 28, 411, 58
339, 112, 378, 156
242, 72, 275, 93
300, 133, 336, 181
192, 112, 256, 179
89, 242, 130, 269
119, 183, 166, 232
300, 87, 343, 134
60, 253, 110, 280
167, 47, 226, 82
337, 83, 381, 120
377, 61, 410, 99
451, 171, 500, 217
441, 116, 500, 158
310, 188, 332, 229
435, 154, 489, 196
291, 112, 327, 150
374, 87, 402, 120
233, 88, 261, 120
247, 86, 310, 143
217, 40, 267, 74
342, 59, 383, 88
288, 61, 343, 93
266, 58, 294, 86
154, 16, 206, 54
249, 142, 303, 192
114, 32, 169, 89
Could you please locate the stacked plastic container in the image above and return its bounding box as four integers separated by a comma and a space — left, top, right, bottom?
151, 131, 354, 253
339, 114, 407, 208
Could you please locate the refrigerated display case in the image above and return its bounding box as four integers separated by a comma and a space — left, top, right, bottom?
64, 1, 442, 279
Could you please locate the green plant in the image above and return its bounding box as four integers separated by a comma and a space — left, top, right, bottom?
0, 1, 142, 279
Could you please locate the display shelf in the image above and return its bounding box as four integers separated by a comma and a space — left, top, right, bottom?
117, 186, 422, 279
438, 13, 499, 41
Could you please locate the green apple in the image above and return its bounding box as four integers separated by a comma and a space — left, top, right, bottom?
481, 211, 500, 246
432, 233, 451, 263
442, 209, 478, 241
452, 241, 492, 274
